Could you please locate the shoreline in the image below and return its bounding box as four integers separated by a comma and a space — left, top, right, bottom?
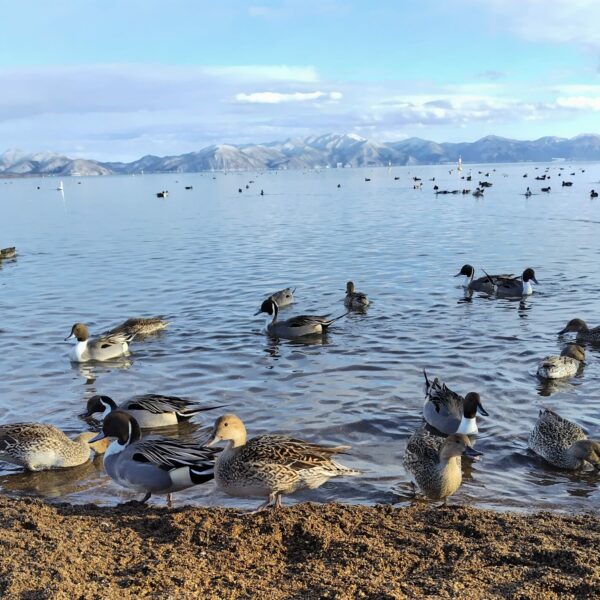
1, 497, 598, 599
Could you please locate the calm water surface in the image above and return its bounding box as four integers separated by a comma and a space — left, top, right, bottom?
1, 163, 600, 512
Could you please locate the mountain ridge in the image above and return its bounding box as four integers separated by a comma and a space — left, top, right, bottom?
2, 133, 600, 176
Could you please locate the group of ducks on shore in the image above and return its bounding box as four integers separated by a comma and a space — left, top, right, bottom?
1, 271, 599, 509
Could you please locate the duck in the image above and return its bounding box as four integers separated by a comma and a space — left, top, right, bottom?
591, 190, 598, 198
344, 281, 369, 308
558, 318, 600, 343
454, 264, 512, 294
104, 316, 169, 338
537, 344, 585, 380
402, 427, 482, 502
0, 247, 16, 259
0, 423, 109, 471
89, 411, 217, 506
254, 298, 346, 339
268, 287, 295, 308
206, 414, 360, 511
84, 394, 222, 429
528, 408, 600, 470
493, 268, 538, 297
65, 323, 134, 362
422, 371, 488, 435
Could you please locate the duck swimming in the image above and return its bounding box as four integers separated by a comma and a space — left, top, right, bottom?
89, 411, 217, 506
206, 414, 360, 511
0, 423, 109, 471
494, 268, 538, 297
104, 316, 169, 338
255, 298, 346, 339
403, 427, 482, 502
528, 409, 600, 470
454, 264, 512, 294
85, 394, 223, 429
65, 323, 134, 362
558, 318, 600, 343
344, 281, 369, 308
0, 247, 16, 259
537, 344, 585, 380
422, 371, 488, 435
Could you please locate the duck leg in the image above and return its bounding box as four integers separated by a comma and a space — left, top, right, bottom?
166, 493, 173, 508
249, 493, 277, 514
274, 493, 283, 509
140, 492, 152, 504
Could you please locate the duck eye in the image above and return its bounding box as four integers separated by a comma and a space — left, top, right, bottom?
224, 423, 229, 427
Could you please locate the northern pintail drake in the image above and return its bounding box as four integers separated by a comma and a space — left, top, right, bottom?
0, 247, 16, 259
454, 264, 511, 294
104, 316, 169, 338
344, 281, 369, 308
85, 394, 222, 429
403, 427, 482, 502
423, 371, 488, 435
89, 411, 217, 506
268, 288, 295, 308
559, 318, 600, 343
493, 268, 538, 297
65, 323, 134, 362
537, 344, 585, 380
528, 408, 600, 470
255, 298, 346, 339
206, 414, 361, 511
0, 423, 109, 471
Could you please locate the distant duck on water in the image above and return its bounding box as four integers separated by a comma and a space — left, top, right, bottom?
65, 323, 134, 362
104, 316, 169, 338
344, 281, 369, 309
559, 318, 600, 343
493, 268, 538, 297
537, 344, 585, 380
156, 191, 168, 198
454, 264, 513, 295
255, 297, 346, 339
0, 246, 16, 259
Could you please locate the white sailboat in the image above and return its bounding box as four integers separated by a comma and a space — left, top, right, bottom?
457, 156, 463, 172
57, 180, 64, 191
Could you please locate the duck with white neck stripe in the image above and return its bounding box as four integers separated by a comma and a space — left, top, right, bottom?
89, 411, 217, 507
422, 371, 488, 436
65, 323, 134, 362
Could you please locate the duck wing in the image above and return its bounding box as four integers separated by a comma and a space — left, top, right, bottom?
125, 394, 222, 417
130, 438, 219, 470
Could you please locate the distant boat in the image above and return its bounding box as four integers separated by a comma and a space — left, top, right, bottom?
57, 181, 64, 191
457, 156, 463, 172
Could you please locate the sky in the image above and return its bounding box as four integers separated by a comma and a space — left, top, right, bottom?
2, 0, 600, 161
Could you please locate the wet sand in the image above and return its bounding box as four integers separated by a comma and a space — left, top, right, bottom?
1, 497, 599, 599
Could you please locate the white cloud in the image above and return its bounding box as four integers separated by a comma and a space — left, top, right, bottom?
235, 91, 342, 103
557, 96, 600, 110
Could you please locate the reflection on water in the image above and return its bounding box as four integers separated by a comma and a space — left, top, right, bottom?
1, 164, 600, 511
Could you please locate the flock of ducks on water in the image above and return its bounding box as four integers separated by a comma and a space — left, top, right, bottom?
1, 265, 599, 510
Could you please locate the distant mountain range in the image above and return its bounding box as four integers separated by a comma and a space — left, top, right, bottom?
2, 133, 600, 176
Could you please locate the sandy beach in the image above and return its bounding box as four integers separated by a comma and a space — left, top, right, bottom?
0, 497, 598, 599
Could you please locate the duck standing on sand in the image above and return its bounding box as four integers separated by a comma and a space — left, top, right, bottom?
529, 409, 600, 470
0, 423, 109, 471
89, 411, 217, 506
537, 344, 585, 380
206, 414, 361, 511
65, 323, 134, 362
403, 427, 482, 502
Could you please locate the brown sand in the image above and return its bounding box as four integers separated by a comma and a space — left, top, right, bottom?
0, 496, 599, 599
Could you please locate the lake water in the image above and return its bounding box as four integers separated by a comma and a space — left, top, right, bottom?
1, 163, 599, 512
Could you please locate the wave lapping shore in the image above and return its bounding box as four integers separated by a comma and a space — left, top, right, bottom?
0, 497, 599, 599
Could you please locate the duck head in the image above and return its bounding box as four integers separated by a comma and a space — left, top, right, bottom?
346, 281, 355, 294
88, 410, 141, 446
454, 264, 475, 279
440, 434, 483, 461
522, 268, 538, 284
84, 395, 117, 418
456, 392, 488, 435
65, 323, 89, 342
558, 318, 588, 335
561, 344, 585, 362
570, 440, 600, 467
254, 297, 278, 318
206, 413, 247, 448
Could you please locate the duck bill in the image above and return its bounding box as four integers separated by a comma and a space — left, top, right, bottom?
532, 277, 539, 284
558, 327, 568, 335
463, 446, 483, 459
64, 332, 74, 341
88, 432, 106, 444
453, 272, 462, 278
205, 435, 219, 447
477, 403, 489, 417
253, 309, 262, 316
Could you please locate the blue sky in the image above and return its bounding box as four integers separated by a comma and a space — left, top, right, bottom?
1, 0, 600, 160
